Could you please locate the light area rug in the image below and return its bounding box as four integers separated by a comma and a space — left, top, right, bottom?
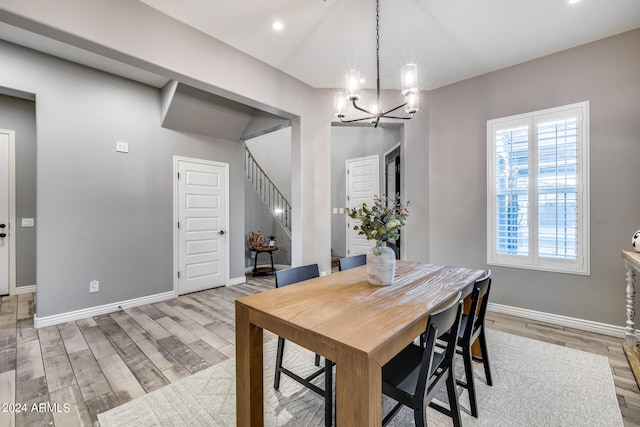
98, 330, 623, 426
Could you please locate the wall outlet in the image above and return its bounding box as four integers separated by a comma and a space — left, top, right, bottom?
89, 280, 99, 293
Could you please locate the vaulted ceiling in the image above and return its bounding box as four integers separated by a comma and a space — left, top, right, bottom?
2, 0, 639, 93
139, 0, 640, 90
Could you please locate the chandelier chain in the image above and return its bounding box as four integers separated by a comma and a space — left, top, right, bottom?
376, 0, 380, 103
376, 0, 380, 64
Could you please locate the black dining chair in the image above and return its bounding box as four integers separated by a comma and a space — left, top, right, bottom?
381, 292, 464, 427
338, 254, 366, 271
273, 264, 335, 427
451, 270, 493, 417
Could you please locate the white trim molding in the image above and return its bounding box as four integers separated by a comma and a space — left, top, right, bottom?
488, 302, 625, 338
15, 285, 36, 295
34, 291, 175, 329
228, 276, 246, 286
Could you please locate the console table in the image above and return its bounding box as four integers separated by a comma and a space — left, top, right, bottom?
623, 250, 640, 386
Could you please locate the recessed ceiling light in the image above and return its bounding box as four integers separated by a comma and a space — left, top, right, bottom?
271, 21, 284, 32
568, 0, 581, 4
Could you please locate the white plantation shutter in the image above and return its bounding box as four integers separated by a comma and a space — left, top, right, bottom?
494, 122, 530, 257
488, 102, 589, 275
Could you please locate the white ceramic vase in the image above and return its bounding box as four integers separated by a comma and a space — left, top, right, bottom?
366, 242, 396, 286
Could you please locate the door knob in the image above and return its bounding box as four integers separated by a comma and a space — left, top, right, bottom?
219, 230, 226, 235
0, 224, 5, 228
0, 233, 6, 238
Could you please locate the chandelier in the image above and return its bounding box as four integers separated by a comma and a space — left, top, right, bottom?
334, 0, 419, 128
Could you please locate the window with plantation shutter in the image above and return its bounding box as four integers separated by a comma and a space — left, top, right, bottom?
487, 102, 590, 275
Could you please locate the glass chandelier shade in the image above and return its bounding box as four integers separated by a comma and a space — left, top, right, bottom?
401, 64, 418, 96
346, 70, 361, 101
334, 92, 347, 116
405, 92, 418, 114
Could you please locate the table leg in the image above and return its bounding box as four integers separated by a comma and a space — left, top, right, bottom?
236, 302, 264, 426
335, 347, 381, 425
626, 262, 637, 347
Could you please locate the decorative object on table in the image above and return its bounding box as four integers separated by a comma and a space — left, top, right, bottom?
249, 231, 266, 248
633, 230, 640, 253
267, 235, 276, 247
348, 194, 409, 285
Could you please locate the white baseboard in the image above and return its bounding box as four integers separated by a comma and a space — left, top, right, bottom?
15, 285, 36, 295
228, 276, 246, 286
488, 302, 625, 339
34, 291, 175, 329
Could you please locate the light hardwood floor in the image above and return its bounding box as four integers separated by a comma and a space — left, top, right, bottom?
1, 274, 639, 426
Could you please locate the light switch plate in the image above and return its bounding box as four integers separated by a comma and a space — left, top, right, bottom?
116, 141, 129, 153
21, 218, 34, 227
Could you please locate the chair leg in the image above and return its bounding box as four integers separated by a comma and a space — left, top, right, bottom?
274, 337, 285, 389
446, 372, 462, 427
413, 407, 425, 427
325, 360, 334, 427
463, 346, 478, 417
478, 330, 492, 386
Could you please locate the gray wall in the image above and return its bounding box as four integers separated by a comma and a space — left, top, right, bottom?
330, 125, 401, 258
0, 94, 36, 288
424, 29, 640, 326
0, 41, 248, 317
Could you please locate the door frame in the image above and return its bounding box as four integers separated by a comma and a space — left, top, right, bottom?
0, 128, 16, 295
172, 156, 230, 296
383, 142, 402, 259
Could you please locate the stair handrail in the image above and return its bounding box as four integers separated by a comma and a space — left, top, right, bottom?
244, 146, 291, 236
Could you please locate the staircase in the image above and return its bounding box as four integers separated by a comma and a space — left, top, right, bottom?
244, 146, 291, 237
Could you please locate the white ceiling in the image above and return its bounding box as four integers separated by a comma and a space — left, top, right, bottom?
138, 0, 640, 90
1, 0, 640, 92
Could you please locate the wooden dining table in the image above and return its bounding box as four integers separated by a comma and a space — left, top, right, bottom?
235, 260, 485, 426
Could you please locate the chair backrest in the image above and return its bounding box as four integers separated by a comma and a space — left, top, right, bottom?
464, 270, 492, 340
338, 254, 366, 271
428, 291, 463, 343
415, 292, 463, 397
275, 264, 320, 288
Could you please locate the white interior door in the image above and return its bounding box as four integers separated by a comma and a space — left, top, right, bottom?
346, 155, 379, 256
0, 130, 12, 295
176, 158, 229, 295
